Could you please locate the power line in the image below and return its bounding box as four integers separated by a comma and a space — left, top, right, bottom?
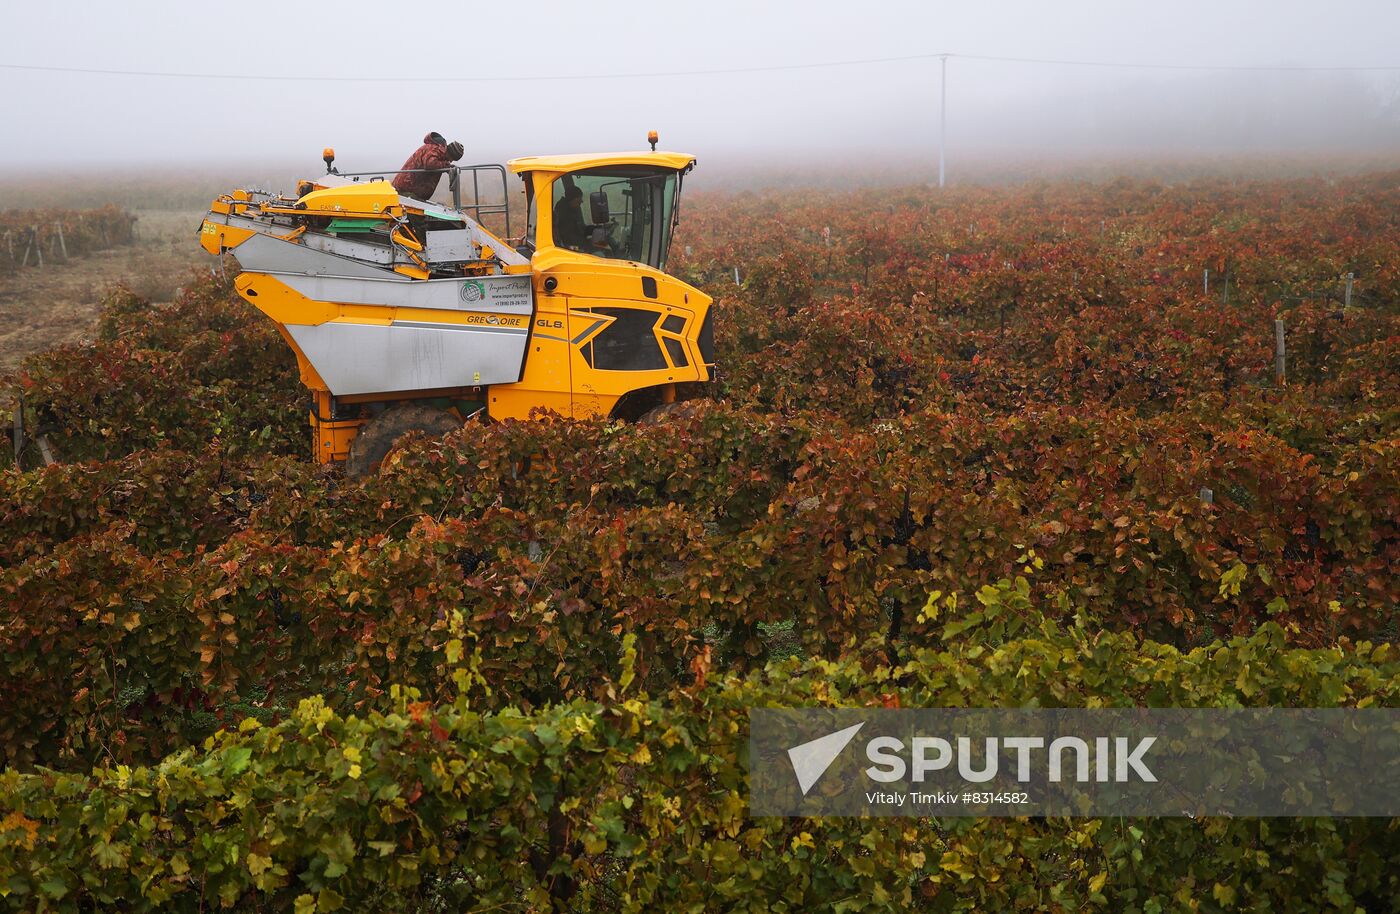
2, 52, 1399, 84
2, 55, 930, 82
957, 53, 1400, 72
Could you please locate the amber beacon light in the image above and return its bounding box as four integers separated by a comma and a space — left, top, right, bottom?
648, 130, 659, 151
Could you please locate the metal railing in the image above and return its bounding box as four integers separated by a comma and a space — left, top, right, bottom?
329, 163, 513, 239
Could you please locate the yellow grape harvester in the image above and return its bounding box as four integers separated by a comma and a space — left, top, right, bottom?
199, 135, 713, 474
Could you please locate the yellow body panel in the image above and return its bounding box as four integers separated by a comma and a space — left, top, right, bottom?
199, 221, 256, 256
507, 151, 695, 174
525, 248, 711, 417
488, 290, 574, 420
310, 391, 365, 464
487, 260, 711, 421
237, 274, 339, 325
296, 180, 402, 217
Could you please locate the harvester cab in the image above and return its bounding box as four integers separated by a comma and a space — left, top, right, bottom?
199, 135, 713, 475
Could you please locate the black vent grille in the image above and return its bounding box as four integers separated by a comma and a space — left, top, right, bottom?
697, 309, 715, 365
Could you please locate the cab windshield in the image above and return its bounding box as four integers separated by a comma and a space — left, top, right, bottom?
550, 166, 679, 269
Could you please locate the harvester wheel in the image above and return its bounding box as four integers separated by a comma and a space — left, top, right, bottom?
344, 403, 463, 478
636, 400, 705, 426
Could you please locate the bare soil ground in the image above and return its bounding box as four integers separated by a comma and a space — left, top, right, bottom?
0, 210, 207, 372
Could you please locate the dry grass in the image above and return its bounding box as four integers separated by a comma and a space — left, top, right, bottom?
0, 210, 208, 372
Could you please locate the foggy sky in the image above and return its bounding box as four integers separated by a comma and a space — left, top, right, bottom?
2, 0, 1399, 180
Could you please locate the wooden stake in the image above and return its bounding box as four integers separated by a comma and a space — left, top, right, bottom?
56, 223, 68, 260
1344, 272, 1354, 308
11, 389, 22, 470
1275, 319, 1286, 386
1199, 487, 1214, 505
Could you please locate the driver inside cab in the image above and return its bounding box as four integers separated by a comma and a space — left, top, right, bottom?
552, 183, 589, 251
552, 178, 612, 254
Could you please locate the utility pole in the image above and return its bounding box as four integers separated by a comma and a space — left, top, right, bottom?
938, 54, 949, 188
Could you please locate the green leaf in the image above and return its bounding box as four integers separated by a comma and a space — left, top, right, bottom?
92, 841, 126, 869
224, 746, 253, 777
619, 632, 638, 692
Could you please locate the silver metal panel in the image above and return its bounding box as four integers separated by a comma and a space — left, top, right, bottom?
208, 211, 297, 233
424, 229, 474, 262
465, 220, 530, 266
416, 202, 528, 267
233, 232, 398, 280
276, 273, 534, 315
285, 320, 528, 395
301, 232, 394, 264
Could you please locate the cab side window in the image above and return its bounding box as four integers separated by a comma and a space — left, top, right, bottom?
548, 167, 677, 268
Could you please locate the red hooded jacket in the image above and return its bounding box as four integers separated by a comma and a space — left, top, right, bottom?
392, 133, 455, 200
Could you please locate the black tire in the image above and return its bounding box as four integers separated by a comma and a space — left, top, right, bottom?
635, 400, 705, 426
344, 403, 463, 478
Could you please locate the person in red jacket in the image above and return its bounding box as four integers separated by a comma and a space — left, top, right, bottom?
391, 132, 464, 200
